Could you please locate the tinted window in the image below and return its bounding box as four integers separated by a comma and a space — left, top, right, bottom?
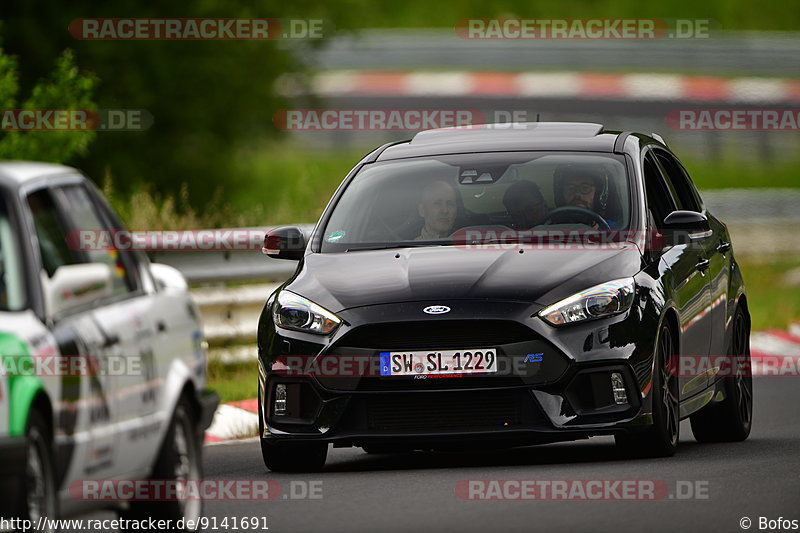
654, 150, 701, 212
27, 189, 78, 277
643, 152, 676, 230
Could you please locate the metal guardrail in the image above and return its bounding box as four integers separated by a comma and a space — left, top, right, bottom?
151, 190, 800, 285
146, 224, 314, 283
191, 283, 279, 345
150, 248, 298, 283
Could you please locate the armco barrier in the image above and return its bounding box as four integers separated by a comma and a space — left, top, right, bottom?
145, 224, 313, 283
191, 283, 280, 345
148, 191, 800, 285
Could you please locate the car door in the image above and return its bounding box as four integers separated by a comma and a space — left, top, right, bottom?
52, 182, 163, 477
25, 185, 122, 484
87, 182, 207, 469
654, 149, 730, 359
643, 150, 712, 397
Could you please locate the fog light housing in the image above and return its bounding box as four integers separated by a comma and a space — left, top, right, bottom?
610, 372, 628, 404
274, 384, 287, 415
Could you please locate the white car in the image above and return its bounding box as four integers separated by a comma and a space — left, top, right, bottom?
0, 162, 217, 529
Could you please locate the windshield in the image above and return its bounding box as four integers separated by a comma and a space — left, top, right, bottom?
320, 152, 631, 252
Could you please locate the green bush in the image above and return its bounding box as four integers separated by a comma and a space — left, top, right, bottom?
0, 49, 96, 162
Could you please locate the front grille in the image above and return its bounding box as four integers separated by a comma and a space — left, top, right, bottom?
322, 320, 568, 392
366, 390, 524, 431
339, 320, 535, 350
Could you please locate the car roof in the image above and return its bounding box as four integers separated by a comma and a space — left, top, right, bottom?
0, 161, 80, 189
376, 122, 630, 161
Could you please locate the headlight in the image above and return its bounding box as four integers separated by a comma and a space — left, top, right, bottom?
272, 290, 342, 335
538, 278, 635, 326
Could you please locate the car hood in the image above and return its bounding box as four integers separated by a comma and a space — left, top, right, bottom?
285, 244, 644, 313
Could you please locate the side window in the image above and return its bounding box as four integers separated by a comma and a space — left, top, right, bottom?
57, 184, 136, 297
27, 189, 79, 277
654, 150, 702, 212
675, 157, 704, 209
643, 151, 677, 230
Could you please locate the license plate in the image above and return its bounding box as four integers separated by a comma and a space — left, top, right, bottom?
379, 349, 497, 377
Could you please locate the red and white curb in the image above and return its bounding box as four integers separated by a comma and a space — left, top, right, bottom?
205, 398, 259, 445
205, 326, 800, 444
751, 326, 800, 376
279, 70, 800, 103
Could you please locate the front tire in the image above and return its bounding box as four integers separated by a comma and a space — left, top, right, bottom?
615, 323, 679, 458
18, 409, 58, 533
690, 307, 753, 442
258, 383, 327, 472
120, 397, 203, 530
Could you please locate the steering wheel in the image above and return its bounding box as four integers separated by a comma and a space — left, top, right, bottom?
541, 206, 611, 230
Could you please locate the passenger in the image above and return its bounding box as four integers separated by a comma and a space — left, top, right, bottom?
415, 180, 458, 240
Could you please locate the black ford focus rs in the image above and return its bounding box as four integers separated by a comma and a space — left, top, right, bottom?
257, 122, 752, 472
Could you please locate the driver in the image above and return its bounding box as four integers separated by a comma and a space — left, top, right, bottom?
415, 180, 458, 240
502, 180, 549, 229
553, 164, 618, 229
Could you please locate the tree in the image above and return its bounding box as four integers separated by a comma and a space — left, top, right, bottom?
1, 1, 303, 205
0, 48, 96, 162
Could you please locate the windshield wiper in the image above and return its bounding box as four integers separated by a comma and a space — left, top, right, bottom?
344, 242, 449, 252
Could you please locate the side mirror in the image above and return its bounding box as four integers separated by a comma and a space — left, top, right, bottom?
661, 210, 710, 247
150, 262, 188, 292
662, 210, 709, 232
262, 226, 306, 261
45, 262, 113, 317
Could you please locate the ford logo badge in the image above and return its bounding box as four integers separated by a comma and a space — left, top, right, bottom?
424, 305, 451, 315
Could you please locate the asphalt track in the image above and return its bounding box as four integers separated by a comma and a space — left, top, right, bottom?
202, 378, 800, 533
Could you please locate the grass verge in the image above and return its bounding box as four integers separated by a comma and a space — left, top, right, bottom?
207, 359, 258, 404
736, 256, 800, 332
